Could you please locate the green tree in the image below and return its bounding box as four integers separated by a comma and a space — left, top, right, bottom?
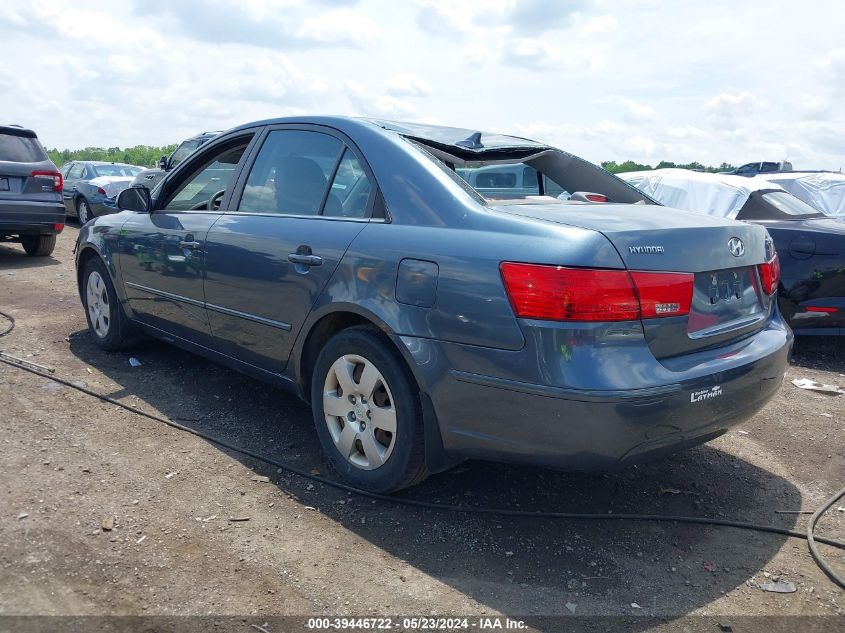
47, 144, 178, 169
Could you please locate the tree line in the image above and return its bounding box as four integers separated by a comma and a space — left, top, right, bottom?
601, 160, 736, 174
47, 145, 178, 168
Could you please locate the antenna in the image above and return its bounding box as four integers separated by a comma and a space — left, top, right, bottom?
455, 132, 483, 149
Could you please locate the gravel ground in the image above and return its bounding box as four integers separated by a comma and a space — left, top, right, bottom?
0, 225, 843, 629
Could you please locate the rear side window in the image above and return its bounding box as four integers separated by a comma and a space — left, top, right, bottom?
67, 163, 85, 179
324, 149, 373, 218
0, 133, 47, 162
239, 130, 344, 215
760, 162, 779, 173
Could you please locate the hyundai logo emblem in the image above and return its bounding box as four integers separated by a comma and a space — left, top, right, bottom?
728, 237, 745, 257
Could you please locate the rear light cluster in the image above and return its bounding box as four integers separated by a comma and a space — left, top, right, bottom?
96, 186, 107, 195
756, 253, 780, 295
499, 262, 693, 322
31, 170, 63, 192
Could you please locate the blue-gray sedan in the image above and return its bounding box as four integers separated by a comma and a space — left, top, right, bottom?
74, 117, 792, 492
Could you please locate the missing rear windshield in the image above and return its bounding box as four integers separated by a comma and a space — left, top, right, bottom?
407, 138, 651, 205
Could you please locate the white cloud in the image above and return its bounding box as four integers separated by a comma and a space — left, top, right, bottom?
385, 74, 430, 97
0, 0, 842, 173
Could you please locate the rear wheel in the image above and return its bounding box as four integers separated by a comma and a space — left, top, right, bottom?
20, 234, 56, 257
311, 326, 428, 492
76, 198, 93, 224
81, 257, 135, 350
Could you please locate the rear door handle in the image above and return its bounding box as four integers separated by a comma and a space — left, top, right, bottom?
288, 254, 323, 266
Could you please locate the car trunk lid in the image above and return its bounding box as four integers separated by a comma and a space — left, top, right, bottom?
491, 201, 776, 358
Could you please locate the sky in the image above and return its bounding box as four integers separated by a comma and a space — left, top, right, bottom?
1, 0, 843, 169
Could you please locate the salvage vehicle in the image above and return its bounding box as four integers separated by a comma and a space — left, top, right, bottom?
756, 171, 845, 218
728, 161, 793, 177
0, 124, 64, 257
620, 168, 845, 335
131, 131, 221, 191
61, 161, 143, 224
75, 117, 792, 491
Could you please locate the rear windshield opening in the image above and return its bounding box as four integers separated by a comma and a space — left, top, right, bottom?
0, 133, 48, 163
407, 139, 651, 206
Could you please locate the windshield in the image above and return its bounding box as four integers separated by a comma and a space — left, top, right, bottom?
93, 164, 142, 177
0, 133, 47, 162
762, 191, 826, 217
170, 140, 203, 168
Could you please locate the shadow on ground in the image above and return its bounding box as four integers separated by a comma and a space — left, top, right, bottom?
67, 329, 801, 624
790, 335, 845, 374
0, 243, 61, 269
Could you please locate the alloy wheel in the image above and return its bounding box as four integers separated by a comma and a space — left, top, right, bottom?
78, 200, 91, 224
322, 353, 397, 470
86, 271, 110, 338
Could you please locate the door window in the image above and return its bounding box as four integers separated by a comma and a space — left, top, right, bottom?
67, 163, 85, 179
163, 141, 249, 211
238, 130, 344, 215
324, 149, 373, 218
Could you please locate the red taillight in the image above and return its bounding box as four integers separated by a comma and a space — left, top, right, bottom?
805, 306, 837, 313
629, 271, 694, 318
499, 263, 693, 322
757, 253, 780, 295
31, 170, 63, 192
96, 186, 107, 195
585, 193, 608, 203
54, 223, 64, 233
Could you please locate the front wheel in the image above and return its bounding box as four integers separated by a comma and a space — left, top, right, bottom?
311, 326, 428, 492
81, 258, 135, 351
21, 234, 56, 257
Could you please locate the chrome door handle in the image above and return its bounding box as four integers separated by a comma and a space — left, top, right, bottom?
179, 240, 201, 249
288, 254, 323, 266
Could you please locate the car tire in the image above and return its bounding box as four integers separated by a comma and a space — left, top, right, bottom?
81, 257, 135, 351
311, 326, 428, 492
20, 234, 56, 257
76, 198, 93, 224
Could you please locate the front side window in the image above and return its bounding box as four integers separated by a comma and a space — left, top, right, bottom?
239, 130, 344, 215
164, 141, 249, 211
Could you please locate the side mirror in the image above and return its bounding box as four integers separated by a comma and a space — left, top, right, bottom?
117, 186, 152, 213
158, 155, 168, 170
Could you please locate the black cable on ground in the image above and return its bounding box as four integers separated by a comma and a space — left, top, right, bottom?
808, 485, 845, 588
0, 337, 842, 590
0, 310, 14, 338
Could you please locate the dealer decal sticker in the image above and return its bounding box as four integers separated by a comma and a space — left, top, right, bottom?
690, 386, 723, 403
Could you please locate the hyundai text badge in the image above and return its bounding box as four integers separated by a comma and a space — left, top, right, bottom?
728, 237, 745, 257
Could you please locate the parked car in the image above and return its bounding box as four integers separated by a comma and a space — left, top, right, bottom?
61, 161, 143, 224
131, 131, 221, 191
620, 168, 845, 335
75, 117, 791, 491
756, 171, 845, 218
0, 124, 64, 257
728, 161, 793, 177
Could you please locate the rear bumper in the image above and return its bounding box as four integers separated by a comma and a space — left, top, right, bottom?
91, 198, 119, 217
0, 200, 65, 236
400, 316, 793, 470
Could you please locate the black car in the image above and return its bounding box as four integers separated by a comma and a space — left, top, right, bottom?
620, 168, 845, 335
728, 161, 793, 177
131, 131, 220, 191
0, 125, 64, 257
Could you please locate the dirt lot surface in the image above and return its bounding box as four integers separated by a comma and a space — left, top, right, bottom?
1, 225, 843, 629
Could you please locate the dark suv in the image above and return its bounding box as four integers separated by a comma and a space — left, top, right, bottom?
730, 161, 793, 177
0, 125, 64, 257
131, 131, 220, 190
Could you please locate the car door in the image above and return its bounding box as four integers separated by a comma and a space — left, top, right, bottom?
202, 126, 376, 373
63, 162, 84, 212
116, 133, 257, 346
